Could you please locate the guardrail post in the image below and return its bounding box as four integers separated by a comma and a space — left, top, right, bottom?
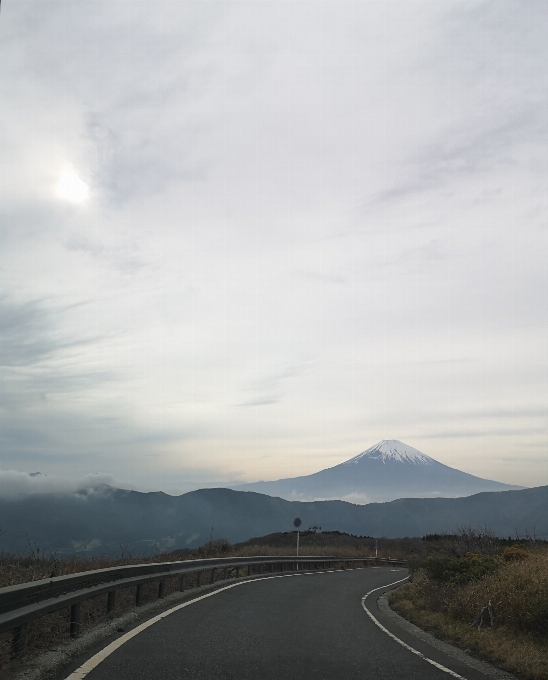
223, 567, 228, 580
211, 568, 216, 584
107, 590, 116, 618
70, 603, 81, 638
136, 584, 143, 607
269, 563, 273, 573
247, 565, 252, 576
235, 567, 239, 578
197, 571, 202, 587
158, 580, 165, 599
179, 574, 185, 591
11, 623, 28, 659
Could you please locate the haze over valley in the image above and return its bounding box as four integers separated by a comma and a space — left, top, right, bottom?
0, 481, 545, 556
0, 439, 535, 556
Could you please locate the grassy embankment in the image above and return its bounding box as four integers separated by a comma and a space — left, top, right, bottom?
390, 529, 548, 680
0, 531, 412, 671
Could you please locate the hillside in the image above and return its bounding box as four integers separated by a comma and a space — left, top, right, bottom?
0, 484, 546, 555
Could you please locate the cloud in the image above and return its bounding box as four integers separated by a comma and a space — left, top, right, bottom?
338, 493, 371, 505
0, 297, 60, 367
0, 469, 114, 500
0, 296, 118, 415
238, 361, 313, 407
0, 1, 546, 493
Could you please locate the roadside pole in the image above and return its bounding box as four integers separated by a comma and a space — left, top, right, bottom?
293, 517, 302, 569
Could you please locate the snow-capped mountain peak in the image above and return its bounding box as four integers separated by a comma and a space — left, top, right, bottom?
342, 440, 435, 466
232, 438, 522, 502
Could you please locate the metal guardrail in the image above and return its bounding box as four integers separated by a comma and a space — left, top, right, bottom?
1, 555, 407, 659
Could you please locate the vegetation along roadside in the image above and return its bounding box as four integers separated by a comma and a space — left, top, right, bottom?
390, 527, 548, 680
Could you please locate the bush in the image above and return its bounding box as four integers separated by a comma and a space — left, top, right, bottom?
502, 546, 529, 562
423, 552, 497, 586
450, 553, 548, 635
196, 538, 232, 558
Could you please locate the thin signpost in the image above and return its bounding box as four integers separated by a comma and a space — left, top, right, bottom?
293, 517, 302, 568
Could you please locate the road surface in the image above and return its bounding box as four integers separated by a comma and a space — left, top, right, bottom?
61, 567, 501, 680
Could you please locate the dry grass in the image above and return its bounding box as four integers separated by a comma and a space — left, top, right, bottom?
227, 544, 396, 559
390, 545, 548, 680
0, 552, 180, 590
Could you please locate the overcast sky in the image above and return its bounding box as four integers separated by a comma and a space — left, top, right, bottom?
1, 1, 547, 495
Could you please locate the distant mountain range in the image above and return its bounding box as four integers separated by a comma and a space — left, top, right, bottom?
1, 483, 546, 556
230, 440, 523, 503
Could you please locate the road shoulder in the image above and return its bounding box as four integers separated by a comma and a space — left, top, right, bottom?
378, 591, 517, 680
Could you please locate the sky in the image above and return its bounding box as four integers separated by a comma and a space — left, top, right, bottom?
1, 1, 547, 496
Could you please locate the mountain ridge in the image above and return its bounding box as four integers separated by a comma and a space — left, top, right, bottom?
0, 484, 545, 556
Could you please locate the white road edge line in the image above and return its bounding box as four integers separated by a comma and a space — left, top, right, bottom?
64, 568, 356, 679
361, 578, 467, 680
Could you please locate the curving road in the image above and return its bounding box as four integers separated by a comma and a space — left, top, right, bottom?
61, 567, 499, 680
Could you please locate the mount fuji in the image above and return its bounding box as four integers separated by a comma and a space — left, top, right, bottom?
231, 440, 523, 503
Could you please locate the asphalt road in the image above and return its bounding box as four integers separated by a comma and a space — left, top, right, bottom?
65, 567, 498, 680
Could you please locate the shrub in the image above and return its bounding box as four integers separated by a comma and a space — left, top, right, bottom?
196, 538, 232, 557
450, 553, 548, 635
502, 546, 529, 562
423, 552, 497, 586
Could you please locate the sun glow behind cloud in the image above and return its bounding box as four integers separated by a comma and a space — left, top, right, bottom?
55, 165, 89, 204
